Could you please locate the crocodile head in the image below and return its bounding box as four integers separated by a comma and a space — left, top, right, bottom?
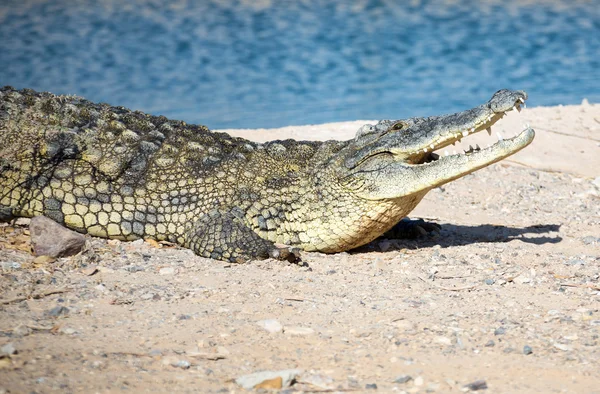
334, 89, 535, 200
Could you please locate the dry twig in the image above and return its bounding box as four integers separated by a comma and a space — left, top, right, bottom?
559, 283, 600, 291
0, 288, 70, 305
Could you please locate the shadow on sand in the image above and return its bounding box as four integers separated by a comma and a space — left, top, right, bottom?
355, 222, 562, 254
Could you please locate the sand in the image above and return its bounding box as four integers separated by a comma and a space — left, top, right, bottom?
0, 103, 599, 393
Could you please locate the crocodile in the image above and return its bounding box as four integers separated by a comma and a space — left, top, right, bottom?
0, 87, 534, 262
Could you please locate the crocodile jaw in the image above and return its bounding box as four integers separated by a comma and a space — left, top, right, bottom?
404, 125, 535, 194
338, 89, 536, 200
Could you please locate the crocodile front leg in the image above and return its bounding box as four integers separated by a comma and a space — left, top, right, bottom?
185, 209, 301, 263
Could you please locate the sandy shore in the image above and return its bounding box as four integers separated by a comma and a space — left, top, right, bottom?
1, 104, 599, 393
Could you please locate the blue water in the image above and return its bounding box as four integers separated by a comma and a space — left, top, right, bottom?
0, 0, 598, 129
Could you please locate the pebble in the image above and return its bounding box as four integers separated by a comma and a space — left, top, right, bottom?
285, 326, 315, 335
484, 279, 495, 285
565, 259, 585, 266
553, 343, 572, 351
463, 379, 488, 391
59, 327, 77, 335
394, 375, 413, 384
513, 275, 531, 284
484, 340, 495, 347
159, 267, 176, 275
494, 327, 506, 335
172, 360, 191, 369
434, 336, 453, 346
523, 345, 533, 355
30, 216, 86, 257
414, 376, 424, 386
0, 343, 16, 356
236, 369, 301, 390
48, 306, 70, 317
1, 262, 21, 270
257, 319, 283, 333
581, 236, 599, 245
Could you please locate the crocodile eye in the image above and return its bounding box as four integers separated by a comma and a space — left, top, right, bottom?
391, 122, 407, 131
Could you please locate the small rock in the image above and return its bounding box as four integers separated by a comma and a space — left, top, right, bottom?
12, 324, 32, 337
494, 327, 506, 335
484, 340, 495, 347
30, 216, 86, 257
365, 383, 378, 389
484, 279, 495, 285
257, 319, 283, 333
148, 349, 163, 356
414, 376, 424, 386
235, 369, 301, 390
565, 259, 585, 266
434, 336, 453, 346
48, 306, 69, 317
464, 379, 487, 391
513, 275, 531, 284
0, 262, 21, 270
394, 375, 413, 384
523, 345, 533, 355
0, 343, 17, 356
581, 236, 599, 245
159, 267, 176, 275
285, 326, 315, 336
172, 360, 191, 369
553, 343, 572, 351
81, 265, 98, 276
59, 327, 77, 335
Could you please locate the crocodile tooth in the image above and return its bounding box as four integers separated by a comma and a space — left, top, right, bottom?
496, 132, 504, 141
430, 144, 435, 150
486, 127, 492, 136
470, 128, 475, 133
444, 150, 449, 156
423, 148, 428, 153
516, 105, 521, 112
518, 97, 525, 103
462, 130, 469, 137
475, 144, 481, 151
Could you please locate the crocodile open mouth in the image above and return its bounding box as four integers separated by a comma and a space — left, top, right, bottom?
415, 96, 530, 165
